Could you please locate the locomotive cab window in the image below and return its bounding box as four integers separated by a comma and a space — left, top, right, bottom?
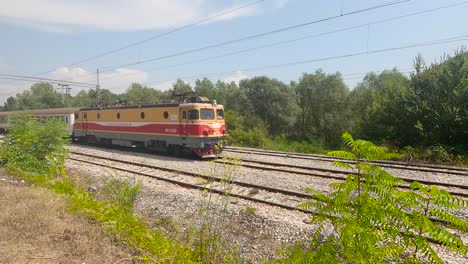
216, 109, 224, 120
75, 113, 79, 119
97, 113, 101, 119
140, 112, 145, 119
188, 110, 199, 120
117, 113, 121, 119
163, 111, 169, 119
182, 111, 187, 119
200, 109, 214, 120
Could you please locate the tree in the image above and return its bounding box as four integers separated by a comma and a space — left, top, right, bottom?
239, 76, 298, 135
408, 50, 467, 149
2, 96, 18, 111
169, 79, 193, 95
351, 69, 412, 144
194, 78, 216, 99
72, 90, 94, 107
124, 83, 163, 104
214, 81, 241, 112
295, 70, 350, 146
16, 82, 64, 110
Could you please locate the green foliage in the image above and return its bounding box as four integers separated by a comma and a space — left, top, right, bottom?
124, 83, 164, 105
15, 82, 65, 109
352, 50, 467, 154
296, 70, 351, 146
194, 155, 242, 263
401, 145, 467, 165
0, 113, 69, 174
194, 78, 217, 99
277, 133, 468, 263
170, 79, 194, 95
239, 76, 299, 136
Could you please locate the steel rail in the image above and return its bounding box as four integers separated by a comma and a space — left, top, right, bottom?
223, 148, 468, 176
215, 159, 468, 198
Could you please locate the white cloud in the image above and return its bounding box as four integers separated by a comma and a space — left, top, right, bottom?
48, 67, 150, 95
222, 70, 248, 84
204, 2, 262, 24
0, 67, 151, 105
0, 0, 263, 32
0, 80, 35, 104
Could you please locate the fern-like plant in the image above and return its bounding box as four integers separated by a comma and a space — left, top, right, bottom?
277, 132, 468, 263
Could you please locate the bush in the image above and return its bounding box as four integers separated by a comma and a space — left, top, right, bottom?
0, 114, 69, 174
401, 145, 467, 165
277, 133, 468, 263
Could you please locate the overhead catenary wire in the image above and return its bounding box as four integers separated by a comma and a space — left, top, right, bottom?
98, 1, 468, 82
0, 73, 96, 87
133, 35, 467, 87
70, 0, 411, 80
34, 0, 266, 76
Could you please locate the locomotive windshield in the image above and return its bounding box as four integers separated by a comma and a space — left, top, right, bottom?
216, 109, 224, 120
200, 109, 215, 120
188, 109, 199, 120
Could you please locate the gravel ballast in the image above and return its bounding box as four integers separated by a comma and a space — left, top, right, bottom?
67, 145, 468, 263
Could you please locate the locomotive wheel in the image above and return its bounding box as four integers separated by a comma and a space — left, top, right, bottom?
167, 145, 182, 157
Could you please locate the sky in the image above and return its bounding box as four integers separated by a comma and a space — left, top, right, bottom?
0, 0, 467, 104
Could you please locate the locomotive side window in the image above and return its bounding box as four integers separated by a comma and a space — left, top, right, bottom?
97, 113, 101, 119
140, 112, 145, 119
75, 113, 79, 120
182, 111, 187, 119
188, 110, 199, 120
163, 111, 169, 119
84, 113, 87, 119
200, 109, 214, 120
117, 113, 121, 119
216, 109, 224, 120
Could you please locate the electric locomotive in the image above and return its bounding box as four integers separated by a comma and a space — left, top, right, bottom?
73, 96, 226, 158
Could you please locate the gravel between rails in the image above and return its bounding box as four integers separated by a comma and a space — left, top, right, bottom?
67, 145, 468, 263
223, 150, 468, 187
224, 146, 468, 173
65, 159, 316, 263
69, 153, 311, 209
69, 145, 337, 196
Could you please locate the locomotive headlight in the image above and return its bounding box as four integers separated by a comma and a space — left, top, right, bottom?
200, 142, 205, 148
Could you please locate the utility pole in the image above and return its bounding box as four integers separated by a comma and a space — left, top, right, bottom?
57, 83, 71, 105
96, 69, 101, 106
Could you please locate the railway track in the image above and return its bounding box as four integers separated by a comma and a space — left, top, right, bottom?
69, 145, 468, 199
68, 151, 314, 214
223, 146, 468, 176
215, 157, 468, 198
68, 148, 466, 249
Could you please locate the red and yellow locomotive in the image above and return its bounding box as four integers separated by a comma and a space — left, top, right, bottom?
73, 96, 226, 158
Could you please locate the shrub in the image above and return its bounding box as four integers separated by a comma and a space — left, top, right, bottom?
277, 133, 468, 263
0, 114, 69, 174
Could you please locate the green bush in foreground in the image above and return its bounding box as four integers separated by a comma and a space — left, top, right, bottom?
277, 132, 468, 263
0, 114, 69, 174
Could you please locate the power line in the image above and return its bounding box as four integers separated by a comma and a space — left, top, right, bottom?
71, 0, 411, 80
35, 0, 265, 76
136, 35, 467, 87
98, 1, 468, 82
0, 73, 96, 87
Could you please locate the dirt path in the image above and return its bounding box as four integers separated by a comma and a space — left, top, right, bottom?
0, 171, 134, 264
